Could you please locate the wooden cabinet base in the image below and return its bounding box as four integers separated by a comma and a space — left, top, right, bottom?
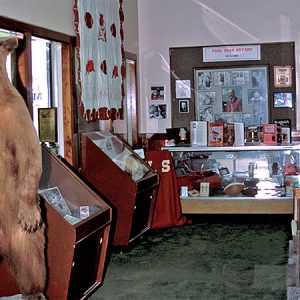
181, 199, 293, 214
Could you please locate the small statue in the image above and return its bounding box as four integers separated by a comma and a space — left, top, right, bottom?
178, 128, 187, 144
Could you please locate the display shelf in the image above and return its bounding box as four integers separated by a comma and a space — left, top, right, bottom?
80, 131, 159, 245
40, 145, 112, 300
163, 144, 300, 214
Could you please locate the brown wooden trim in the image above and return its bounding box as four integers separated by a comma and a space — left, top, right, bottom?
62, 43, 77, 166
16, 32, 33, 117
125, 51, 137, 62
0, 16, 75, 44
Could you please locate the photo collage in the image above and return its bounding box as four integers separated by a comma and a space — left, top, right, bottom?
195, 66, 269, 127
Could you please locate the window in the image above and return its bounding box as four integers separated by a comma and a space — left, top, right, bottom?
0, 16, 76, 166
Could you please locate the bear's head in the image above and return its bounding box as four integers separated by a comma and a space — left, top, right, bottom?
0, 36, 18, 67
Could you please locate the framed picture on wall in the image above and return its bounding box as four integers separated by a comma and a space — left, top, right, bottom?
274, 66, 292, 87
175, 79, 191, 98
38, 107, 58, 143
149, 104, 167, 119
273, 92, 293, 108
194, 66, 268, 126
179, 100, 189, 113
150, 85, 165, 100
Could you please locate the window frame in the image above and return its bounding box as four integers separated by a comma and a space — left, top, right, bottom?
0, 16, 77, 167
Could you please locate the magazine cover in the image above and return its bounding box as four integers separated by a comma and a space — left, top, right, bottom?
208, 122, 224, 146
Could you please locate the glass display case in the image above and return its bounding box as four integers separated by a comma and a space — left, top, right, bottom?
39, 145, 112, 300
163, 144, 300, 214
80, 131, 159, 246
0, 145, 113, 300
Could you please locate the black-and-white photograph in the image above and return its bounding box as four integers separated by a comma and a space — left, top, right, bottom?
232, 70, 250, 85
198, 106, 214, 122
149, 104, 167, 119
251, 69, 266, 87
197, 71, 212, 90
248, 89, 266, 104
179, 100, 189, 113
197, 91, 216, 105
213, 71, 231, 86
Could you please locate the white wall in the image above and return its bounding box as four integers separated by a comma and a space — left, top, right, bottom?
122, 0, 139, 55
0, 0, 75, 35
0, 0, 139, 54
138, 0, 300, 133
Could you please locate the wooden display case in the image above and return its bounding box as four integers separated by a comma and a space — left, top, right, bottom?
0, 145, 112, 300
40, 145, 112, 300
80, 131, 159, 245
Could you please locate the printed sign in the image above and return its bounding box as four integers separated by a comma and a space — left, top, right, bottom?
203, 45, 261, 62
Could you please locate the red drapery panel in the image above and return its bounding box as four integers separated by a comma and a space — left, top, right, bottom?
73, 0, 125, 122
145, 150, 188, 229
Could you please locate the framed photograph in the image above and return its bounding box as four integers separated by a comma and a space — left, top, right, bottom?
179, 100, 189, 113
198, 91, 216, 105
150, 85, 165, 100
196, 71, 212, 90
251, 69, 266, 87
38, 107, 58, 143
274, 66, 292, 87
222, 86, 243, 112
149, 104, 167, 119
194, 66, 268, 127
175, 80, 191, 98
273, 92, 293, 108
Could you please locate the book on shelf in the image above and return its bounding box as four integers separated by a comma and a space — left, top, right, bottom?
208, 122, 224, 146
190, 121, 207, 146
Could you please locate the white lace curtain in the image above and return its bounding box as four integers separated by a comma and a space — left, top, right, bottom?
74, 0, 125, 122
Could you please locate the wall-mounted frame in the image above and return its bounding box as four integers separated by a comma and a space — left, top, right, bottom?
194, 66, 268, 126
38, 107, 58, 143
179, 100, 189, 113
150, 84, 165, 101
149, 104, 167, 119
274, 66, 292, 87
274, 92, 293, 108
175, 79, 191, 99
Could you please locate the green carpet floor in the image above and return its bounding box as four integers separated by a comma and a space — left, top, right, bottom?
89, 215, 291, 300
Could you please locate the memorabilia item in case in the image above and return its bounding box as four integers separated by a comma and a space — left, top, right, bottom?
208, 122, 224, 146
80, 131, 159, 245
190, 121, 207, 146
39, 187, 71, 217
262, 124, 278, 145
274, 119, 291, 144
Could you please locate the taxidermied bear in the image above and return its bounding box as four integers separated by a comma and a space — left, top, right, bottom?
0, 37, 46, 299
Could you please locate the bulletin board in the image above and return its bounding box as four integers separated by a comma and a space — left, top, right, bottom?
169, 42, 296, 131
